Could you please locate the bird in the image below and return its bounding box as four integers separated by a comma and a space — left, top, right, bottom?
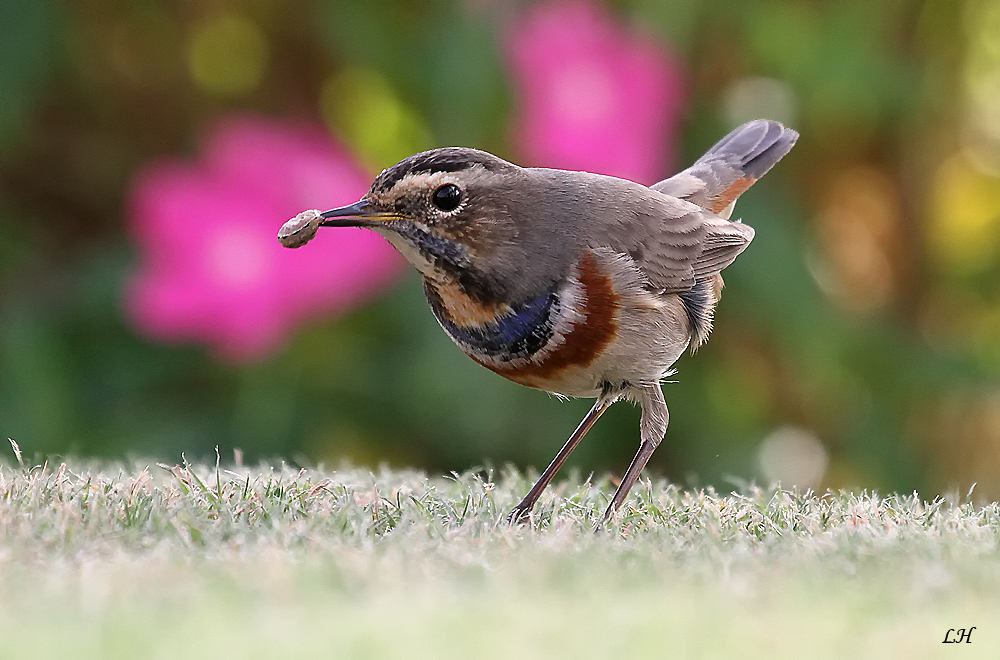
278, 119, 798, 526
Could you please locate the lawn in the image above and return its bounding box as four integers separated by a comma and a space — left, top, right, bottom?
0, 451, 997, 659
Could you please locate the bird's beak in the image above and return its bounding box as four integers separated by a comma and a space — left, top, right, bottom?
280, 199, 397, 248
318, 199, 383, 227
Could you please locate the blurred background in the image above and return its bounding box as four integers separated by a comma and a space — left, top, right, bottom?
1, 0, 998, 499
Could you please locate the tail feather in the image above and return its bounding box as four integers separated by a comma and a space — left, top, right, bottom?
654, 120, 797, 352
653, 120, 798, 216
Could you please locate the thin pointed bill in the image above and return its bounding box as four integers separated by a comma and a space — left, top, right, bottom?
278, 199, 398, 248
319, 199, 383, 227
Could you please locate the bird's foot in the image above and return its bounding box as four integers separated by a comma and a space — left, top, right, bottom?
506, 505, 531, 526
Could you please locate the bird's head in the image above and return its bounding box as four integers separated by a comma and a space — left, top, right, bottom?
284, 147, 570, 305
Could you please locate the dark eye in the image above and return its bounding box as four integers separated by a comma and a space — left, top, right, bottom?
431, 183, 462, 211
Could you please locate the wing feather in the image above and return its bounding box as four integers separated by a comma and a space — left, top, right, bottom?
586, 194, 753, 294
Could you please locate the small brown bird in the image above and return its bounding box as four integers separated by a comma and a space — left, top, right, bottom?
279, 119, 797, 525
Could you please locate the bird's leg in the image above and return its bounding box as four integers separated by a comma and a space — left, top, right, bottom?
508, 390, 619, 524
600, 383, 669, 526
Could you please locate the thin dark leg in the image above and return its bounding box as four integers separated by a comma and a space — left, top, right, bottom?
509, 394, 617, 523
600, 441, 658, 525
600, 384, 668, 526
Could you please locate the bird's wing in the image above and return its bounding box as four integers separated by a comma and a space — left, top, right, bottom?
588, 194, 754, 294
652, 119, 798, 217
592, 119, 794, 292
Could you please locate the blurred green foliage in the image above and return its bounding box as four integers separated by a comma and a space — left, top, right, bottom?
1, 0, 999, 500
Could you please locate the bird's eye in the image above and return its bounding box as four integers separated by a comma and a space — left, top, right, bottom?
431, 183, 462, 212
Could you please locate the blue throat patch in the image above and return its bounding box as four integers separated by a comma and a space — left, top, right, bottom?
425, 283, 558, 360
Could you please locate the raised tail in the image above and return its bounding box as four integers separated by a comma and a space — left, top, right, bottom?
652, 120, 798, 218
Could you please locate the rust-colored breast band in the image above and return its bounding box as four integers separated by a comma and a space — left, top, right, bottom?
477, 250, 619, 388
709, 176, 756, 214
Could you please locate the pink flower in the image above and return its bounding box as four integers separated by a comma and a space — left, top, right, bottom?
507, 0, 686, 184
125, 115, 403, 362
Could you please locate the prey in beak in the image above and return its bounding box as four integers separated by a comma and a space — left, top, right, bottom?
277, 200, 381, 248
